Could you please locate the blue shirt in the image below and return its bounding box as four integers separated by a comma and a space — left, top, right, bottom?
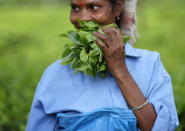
26, 44, 179, 131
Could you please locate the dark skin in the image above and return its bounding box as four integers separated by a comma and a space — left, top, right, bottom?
70, 0, 157, 131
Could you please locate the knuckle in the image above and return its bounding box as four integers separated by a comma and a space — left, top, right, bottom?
101, 35, 108, 41
101, 44, 106, 48
101, 44, 107, 49
115, 45, 122, 51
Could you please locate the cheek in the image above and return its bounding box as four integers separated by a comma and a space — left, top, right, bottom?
92, 7, 115, 25
70, 13, 76, 24
92, 13, 115, 25
70, 13, 79, 28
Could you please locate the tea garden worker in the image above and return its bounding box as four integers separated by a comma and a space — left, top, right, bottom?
26, 0, 179, 131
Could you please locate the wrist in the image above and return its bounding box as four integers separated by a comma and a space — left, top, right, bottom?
113, 66, 129, 80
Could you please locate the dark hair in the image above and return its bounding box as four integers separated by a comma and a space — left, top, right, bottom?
109, 0, 117, 6
109, 0, 124, 8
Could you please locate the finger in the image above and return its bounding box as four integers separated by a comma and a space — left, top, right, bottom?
101, 27, 120, 44
102, 28, 124, 50
95, 39, 108, 50
104, 27, 124, 47
101, 27, 117, 36
93, 32, 111, 47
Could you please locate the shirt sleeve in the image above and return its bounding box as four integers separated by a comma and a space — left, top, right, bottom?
26, 64, 58, 131
146, 54, 179, 131
25, 92, 57, 131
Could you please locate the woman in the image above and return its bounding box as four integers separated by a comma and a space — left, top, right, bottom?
26, 0, 179, 131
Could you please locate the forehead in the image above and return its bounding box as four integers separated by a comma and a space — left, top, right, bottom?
71, 0, 109, 4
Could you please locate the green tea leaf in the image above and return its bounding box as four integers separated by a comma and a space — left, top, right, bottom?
123, 36, 131, 43
85, 34, 95, 43
67, 31, 81, 44
61, 57, 74, 65
75, 63, 88, 72
90, 42, 99, 49
102, 23, 118, 28
71, 59, 81, 69
99, 71, 107, 78
62, 47, 72, 58
80, 49, 88, 63
78, 19, 99, 31
89, 49, 100, 57
99, 51, 103, 63
60, 19, 132, 78
98, 64, 106, 72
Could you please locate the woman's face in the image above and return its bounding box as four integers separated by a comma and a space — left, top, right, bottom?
70, 0, 118, 28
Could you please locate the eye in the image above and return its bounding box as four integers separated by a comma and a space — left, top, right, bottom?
71, 5, 80, 12
89, 5, 100, 11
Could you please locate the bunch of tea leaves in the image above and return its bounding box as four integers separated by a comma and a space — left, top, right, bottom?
60, 20, 130, 78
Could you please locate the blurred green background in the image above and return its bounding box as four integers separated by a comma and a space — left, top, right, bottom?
0, 0, 184, 130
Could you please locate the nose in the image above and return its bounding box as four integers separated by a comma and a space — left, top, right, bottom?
79, 10, 92, 21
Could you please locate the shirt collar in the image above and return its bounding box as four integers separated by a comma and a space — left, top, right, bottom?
125, 43, 141, 58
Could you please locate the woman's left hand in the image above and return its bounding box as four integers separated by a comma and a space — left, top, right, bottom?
93, 27, 126, 78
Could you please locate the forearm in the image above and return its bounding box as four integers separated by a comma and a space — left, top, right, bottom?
114, 66, 157, 131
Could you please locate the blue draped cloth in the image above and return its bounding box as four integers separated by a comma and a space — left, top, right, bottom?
57, 107, 137, 131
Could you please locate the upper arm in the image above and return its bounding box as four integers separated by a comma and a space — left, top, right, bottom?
26, 60, 63, 131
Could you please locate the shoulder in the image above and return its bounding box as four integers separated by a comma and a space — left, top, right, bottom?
34, 59, 73, 98
132, 45, 169, 75
136, 47, 169, 73
127, 44, 160, 60
135, 48, 161, 66
137, 49, 159, 59
41, 59, 73, 79
126, 44, 161, 70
